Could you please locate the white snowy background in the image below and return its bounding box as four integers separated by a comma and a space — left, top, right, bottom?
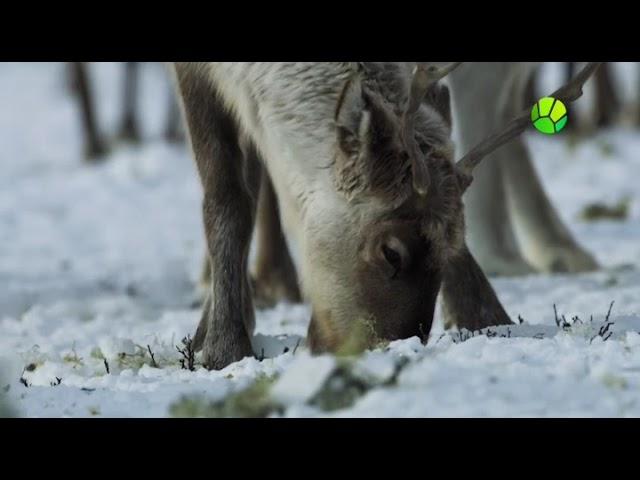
3, 62, 640, 417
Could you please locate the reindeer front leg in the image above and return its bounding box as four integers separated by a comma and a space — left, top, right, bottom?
197, 165, 302, 309
440, 245, 512, 331
175, 65, 258, 370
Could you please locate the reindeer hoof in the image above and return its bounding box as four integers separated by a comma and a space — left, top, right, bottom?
191, 298, 253, 371
84, 142, 110, 162
251, 271, 301, 309
118, 121, 142, 144
201, 330, 254, 371
535, 245, 599, 274
479, 255, 536, 277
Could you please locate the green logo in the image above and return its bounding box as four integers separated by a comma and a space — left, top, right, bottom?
531, 97, 568, 134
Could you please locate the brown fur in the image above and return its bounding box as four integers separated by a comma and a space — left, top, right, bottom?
198, 157, 301, 308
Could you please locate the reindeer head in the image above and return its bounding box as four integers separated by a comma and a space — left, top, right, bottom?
302, 63, 464, 353
303, 61, 601, 354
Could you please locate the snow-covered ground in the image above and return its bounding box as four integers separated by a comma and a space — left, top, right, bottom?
3, 62, 640, 417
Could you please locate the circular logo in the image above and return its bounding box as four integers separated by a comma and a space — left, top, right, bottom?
531, 97, 568, 134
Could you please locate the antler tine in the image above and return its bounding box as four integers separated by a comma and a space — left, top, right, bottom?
404, 62, 462, 196
456, 62, 602, 180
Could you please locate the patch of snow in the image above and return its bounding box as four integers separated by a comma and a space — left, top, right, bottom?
271, 353, 336, 405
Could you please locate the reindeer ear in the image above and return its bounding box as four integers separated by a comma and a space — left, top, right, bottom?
335, 77, 372, 158
424, 84, 452, 128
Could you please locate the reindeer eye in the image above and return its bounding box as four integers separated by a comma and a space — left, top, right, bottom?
382, 244, 402, 279
419, 143, 432, 156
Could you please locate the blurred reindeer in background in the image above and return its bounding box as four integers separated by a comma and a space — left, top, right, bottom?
455, 62, 640, 277
468, 61, 639, 278
68, 62, 184, 161
450, 63, 600, 276
593, 63, 622, 128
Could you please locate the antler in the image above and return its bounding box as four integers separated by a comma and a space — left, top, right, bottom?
404, 62, 462, 196
455, 62, 602, 183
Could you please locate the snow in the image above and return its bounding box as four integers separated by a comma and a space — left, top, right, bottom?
271, 353, 336, 405
3, 62, 640, 417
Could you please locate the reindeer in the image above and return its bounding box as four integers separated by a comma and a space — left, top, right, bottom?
69, 62, 184, 162
450, 63, 600, 276
174, 62, 600, 370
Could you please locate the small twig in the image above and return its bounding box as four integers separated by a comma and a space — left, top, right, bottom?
553, 304, 573, 330
599, 321, 614, 338
50, 377, 62, 387
605, 301, 615, 323
103, 359, 110, 374
147, 345, 158, 368
590, 302, 617, 343
518, 315, 525, 325
176, 335, 196, 371
293, 339, 301, 355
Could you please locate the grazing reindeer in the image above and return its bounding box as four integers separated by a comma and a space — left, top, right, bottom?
450, 63, 600, 276
174, 62, 599, 370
